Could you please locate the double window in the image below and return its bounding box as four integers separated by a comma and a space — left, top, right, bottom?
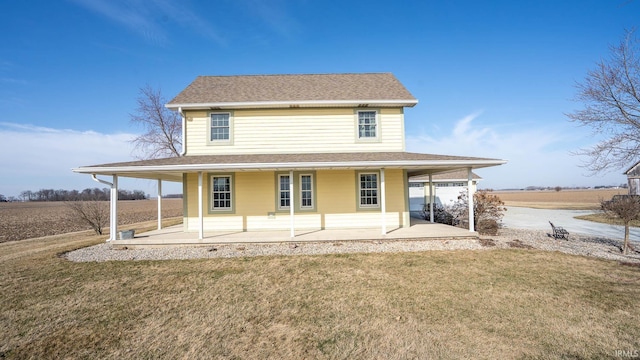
277, 173, 315, 211
209, 112, 232, 143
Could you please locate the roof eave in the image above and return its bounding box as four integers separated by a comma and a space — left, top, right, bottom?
165, 99, 419, 110
72, 159, 506, 175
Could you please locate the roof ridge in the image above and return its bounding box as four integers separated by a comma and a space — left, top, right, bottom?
195, 72, 394, 78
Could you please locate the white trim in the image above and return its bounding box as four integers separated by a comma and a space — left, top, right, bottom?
179, 107, 186, 156
166, 99, 419, 110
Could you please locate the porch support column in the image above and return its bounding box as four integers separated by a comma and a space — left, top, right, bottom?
157, 179, 162, 230
429, 173, 434, 223
468, 168, 475, 232
111, 175, 118, 241
381, 168, 386, 235
198, 172, 204, 240
290, 170, 295, 238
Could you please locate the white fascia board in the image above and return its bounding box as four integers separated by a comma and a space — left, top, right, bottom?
165, 99, 419, 110
72, 159, 506, 174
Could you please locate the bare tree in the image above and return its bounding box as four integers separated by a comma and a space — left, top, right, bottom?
66, 200, 110, 235
130, 85, 182, 159
567, 29, 640, 174
601, 195, 640, 255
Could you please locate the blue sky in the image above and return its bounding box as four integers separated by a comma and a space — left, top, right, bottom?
1, 0, 638, 197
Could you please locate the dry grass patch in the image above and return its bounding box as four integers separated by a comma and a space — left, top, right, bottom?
1, 236, 639, 359
494, 189, 626, 210
576, 213, 640, 228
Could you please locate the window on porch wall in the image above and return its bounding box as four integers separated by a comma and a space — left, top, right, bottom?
300, 174, 313, 208
211, 176, 232, 210
278, 175, 290, 209
359, 173, 379, 207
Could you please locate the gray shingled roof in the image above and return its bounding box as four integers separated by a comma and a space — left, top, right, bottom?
80, 152, 497, 168
74, 152, 506, 182
410, 169, 482, 182
167, 73, 417, 106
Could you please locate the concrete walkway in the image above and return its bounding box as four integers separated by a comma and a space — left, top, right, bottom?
114, 220, 477, 248
502, 206, 640, 242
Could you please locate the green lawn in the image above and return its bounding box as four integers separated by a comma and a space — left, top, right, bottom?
1, 233, 639, 359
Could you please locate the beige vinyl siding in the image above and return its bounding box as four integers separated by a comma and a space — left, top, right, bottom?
184, 108, 405, 155
186, 216, 243, 232
183, 169, 409, 232
246, 214, 321, 230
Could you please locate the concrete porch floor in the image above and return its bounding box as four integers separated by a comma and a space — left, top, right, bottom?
113, 218, 478, 248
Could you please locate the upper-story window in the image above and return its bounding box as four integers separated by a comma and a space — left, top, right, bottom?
210, 112, 232, 143
357, 110, 378, 140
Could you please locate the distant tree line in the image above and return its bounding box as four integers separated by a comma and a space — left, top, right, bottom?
10, 188, 148, 202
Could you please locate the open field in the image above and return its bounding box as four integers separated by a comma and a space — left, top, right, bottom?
1, 230, 639, 359
494, 188, 627, 210
0, 199, 183, 243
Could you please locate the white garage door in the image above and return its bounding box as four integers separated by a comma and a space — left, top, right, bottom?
409, 183, 425, 211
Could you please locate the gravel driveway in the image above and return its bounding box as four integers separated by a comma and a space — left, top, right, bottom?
501, 206, 640, 243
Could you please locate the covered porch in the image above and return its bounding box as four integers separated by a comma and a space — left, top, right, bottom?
111, 218, 478, 248
72, 152, 506, 246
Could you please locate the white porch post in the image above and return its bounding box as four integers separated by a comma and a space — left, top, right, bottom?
157, 179, 162, 230
381, 169, 386, 235
198, 172, 204, 240
111, 175, 118, 241
290, 170, 295, 238
468, 168, 475, 232
429, 173, 434, 223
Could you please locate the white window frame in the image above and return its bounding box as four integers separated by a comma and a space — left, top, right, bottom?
358, 172, 380, 209
210, 175, 233, 211
208, 112, 233, 145
299, 174, 313, 209
278, 174, 291, 210
356, 110, 380, 141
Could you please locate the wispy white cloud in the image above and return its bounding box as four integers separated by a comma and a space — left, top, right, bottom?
70, 0, 224, 45
406, 112, 626, 189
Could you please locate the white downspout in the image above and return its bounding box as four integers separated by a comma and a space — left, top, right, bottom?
179, 107, 186, 156
91, 174, 118, 241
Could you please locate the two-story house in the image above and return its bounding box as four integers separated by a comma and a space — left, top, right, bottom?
74, 73, 506, 242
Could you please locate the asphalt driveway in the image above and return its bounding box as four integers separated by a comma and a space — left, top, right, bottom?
501, 206, 640, 243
